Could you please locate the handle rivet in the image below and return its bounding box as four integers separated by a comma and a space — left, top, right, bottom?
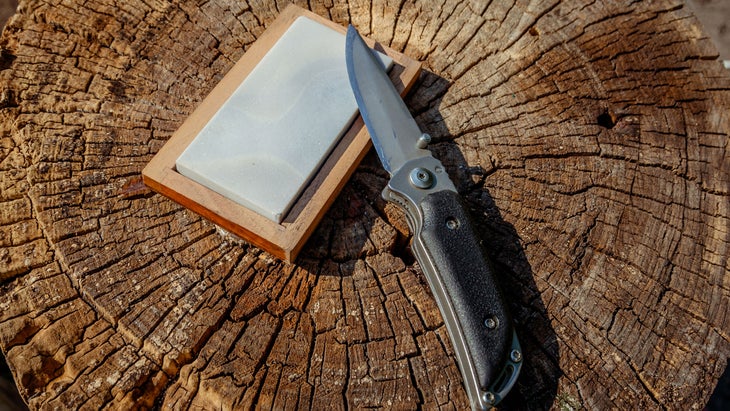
409, 167, 434, 189
483, 392, 496, 404
510, 349, 522, 363
484, 317, 498, 329
416, 133, 431, 149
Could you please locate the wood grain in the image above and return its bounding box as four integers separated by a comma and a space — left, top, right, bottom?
0, 1, 728, 409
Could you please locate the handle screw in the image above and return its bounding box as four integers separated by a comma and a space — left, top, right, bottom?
510, 349, 522, 363
445, 217, 459, 230
484, 317, 498, 329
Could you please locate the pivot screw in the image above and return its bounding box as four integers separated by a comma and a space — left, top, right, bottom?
510, 349, 522, 363
416, 133, 431, 149
409, 167, 434, 189
483, 392, 496, 404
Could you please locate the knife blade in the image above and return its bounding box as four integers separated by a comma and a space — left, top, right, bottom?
345, 26, 522, 410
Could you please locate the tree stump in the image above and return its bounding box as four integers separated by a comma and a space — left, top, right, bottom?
0, 0, 728, 409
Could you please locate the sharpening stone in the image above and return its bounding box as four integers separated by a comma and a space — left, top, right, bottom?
175, 16, 393, 223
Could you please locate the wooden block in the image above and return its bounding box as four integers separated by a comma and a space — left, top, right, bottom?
142, 4, 421, 262
175, 16, 393, 223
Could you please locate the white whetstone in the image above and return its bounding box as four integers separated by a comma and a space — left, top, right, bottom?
176, 16, 393, 223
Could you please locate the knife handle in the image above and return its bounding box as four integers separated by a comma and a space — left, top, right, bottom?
409, 189, 522, 409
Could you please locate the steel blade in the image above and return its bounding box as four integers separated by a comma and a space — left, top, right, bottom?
345, 26, 429, 174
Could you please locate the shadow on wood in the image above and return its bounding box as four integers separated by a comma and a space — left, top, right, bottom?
0, 351, 27, 411
419, 70, 561, 409
301, 68, 560, 408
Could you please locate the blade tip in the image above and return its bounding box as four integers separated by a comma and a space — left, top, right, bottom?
346, 24, 356, 39
347, 26, 362, 51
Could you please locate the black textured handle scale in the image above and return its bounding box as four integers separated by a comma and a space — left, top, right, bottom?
416, 190, 513, 390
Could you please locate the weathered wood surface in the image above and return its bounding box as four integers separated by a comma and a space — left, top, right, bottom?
0, 0, 728, 409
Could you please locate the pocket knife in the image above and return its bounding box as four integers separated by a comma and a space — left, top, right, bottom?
345, 26, 522, 409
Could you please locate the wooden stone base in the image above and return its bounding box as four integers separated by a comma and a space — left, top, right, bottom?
142, 5, 421, 262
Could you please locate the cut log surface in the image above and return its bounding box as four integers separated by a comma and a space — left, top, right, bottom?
0, 0, 728, 409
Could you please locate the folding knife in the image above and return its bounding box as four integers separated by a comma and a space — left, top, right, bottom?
345, 26, 522, 410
